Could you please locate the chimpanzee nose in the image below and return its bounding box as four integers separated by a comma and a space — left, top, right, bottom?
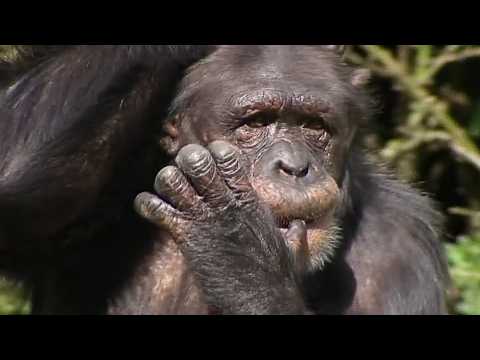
273, 143, 310, 179
277, 158, 310, 178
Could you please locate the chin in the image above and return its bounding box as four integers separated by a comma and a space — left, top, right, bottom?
278, 219, 341, 272
305, 226, 342, 271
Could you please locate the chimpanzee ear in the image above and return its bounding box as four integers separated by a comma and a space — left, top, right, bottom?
321, 45, 347, 56
159, 116, 181, 156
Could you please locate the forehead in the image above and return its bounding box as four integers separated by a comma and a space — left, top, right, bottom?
192, 46, 349, 84
171, 45, 356, 115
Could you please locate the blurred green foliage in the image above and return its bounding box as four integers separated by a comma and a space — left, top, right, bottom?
0, 279, 31, 315
447, 235, 480, 314
348, 45, 480, 315
0, 45, 480, 315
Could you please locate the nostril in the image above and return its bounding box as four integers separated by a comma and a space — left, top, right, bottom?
296, 166, 309, 178
278, 160, 309, 178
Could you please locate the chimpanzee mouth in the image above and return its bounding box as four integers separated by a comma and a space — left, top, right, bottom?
254, 178, 340, 232
273, 213, 342, 271
274, 215, 320, 230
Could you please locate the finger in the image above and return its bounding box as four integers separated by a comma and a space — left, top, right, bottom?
154, 166, 202, 213
134, 192, 186, 237
176, 144, 233, 209
285, 220, 309, 272
208, 141, 255, 205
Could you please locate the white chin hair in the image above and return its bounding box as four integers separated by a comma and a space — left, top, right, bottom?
306, 225, 342, 272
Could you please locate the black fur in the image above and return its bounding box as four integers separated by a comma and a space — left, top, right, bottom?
304, 152, 448, 314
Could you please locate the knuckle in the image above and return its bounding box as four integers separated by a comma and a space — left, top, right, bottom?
176, 145, 215, 177
134, 192, 161, 217
209, 141, 239, 160
177, 144, 211, 166
209, 143, 246, 180
156, 166, 180, 183
155, 166, 189, 193
155, 166, 181, 187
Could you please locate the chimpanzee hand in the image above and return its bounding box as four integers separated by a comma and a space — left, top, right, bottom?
134, 141, 307, 314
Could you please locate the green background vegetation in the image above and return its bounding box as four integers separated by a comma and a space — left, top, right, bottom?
1, 45, 480, 315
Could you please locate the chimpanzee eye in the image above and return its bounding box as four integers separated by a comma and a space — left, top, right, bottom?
303, 117, 327, 131
245, 113, 276, 129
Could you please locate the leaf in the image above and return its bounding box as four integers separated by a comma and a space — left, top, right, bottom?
447, 234, 480, 315
468, 100, 480, 139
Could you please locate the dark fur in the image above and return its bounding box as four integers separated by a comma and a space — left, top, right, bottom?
0, 45, 449, 314
304, 152, 448, 314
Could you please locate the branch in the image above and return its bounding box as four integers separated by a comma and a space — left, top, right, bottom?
450, 269, 480, 281
381, 131, 451, 161
449, 207, 480, 219
358, 45, 480, 172
428, 47, 480, 79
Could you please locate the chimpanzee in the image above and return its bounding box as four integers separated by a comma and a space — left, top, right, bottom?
0, 45, 449, 315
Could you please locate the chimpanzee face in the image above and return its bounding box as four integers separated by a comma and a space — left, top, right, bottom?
160, 45, 371, 269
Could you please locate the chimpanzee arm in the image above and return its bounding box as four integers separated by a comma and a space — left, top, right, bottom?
0, 45, 211, 249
